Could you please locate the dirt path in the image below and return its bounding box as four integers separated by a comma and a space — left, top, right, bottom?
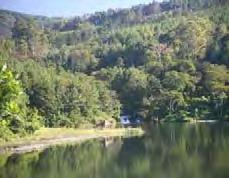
0, 128, 144, 154
0, 136, 104, 154
0, 135, 114, 154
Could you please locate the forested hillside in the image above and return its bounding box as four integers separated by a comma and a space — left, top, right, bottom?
0, 0, 229, 139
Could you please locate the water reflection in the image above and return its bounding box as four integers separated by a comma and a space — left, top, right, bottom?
0, 123, 229, 178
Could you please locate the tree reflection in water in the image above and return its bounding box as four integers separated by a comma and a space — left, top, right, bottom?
0, 123, 229, 178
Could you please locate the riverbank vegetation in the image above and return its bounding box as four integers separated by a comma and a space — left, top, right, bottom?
0, 0, 229, 140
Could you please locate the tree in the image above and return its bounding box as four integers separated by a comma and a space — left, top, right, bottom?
202, 63, 229, 118
66, 49, 98, 73
12, 18, 49, 58
0, 39, 14, 60
203, 63, 229, 94
0, 63, 41, 139
172, 17, 213, 59
162, 71, 196, 92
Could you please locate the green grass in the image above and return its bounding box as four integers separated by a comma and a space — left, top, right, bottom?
0, 127, 144, 149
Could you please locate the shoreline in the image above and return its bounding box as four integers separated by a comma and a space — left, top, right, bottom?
0, 128, 144, 154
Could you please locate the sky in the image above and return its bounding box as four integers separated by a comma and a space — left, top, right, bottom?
0, 0, 160, 17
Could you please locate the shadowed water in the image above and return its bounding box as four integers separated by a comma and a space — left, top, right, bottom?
0, 123, 229, 178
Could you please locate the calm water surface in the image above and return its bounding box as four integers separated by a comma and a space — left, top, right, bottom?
1, 123, 229, 178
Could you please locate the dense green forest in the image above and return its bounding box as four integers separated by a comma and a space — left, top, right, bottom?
0, 0, 229, 139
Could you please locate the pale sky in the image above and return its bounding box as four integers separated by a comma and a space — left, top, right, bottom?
0, 0, 162, 17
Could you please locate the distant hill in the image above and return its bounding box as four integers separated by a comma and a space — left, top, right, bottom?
0, 9, 63, 38
0, 1, 182, 38
1, 0, 226, 38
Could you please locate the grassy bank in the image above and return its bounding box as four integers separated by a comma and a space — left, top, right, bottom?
0, 128, 144, 154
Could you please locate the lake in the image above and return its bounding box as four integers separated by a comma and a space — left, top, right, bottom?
0, 123, 229, 178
